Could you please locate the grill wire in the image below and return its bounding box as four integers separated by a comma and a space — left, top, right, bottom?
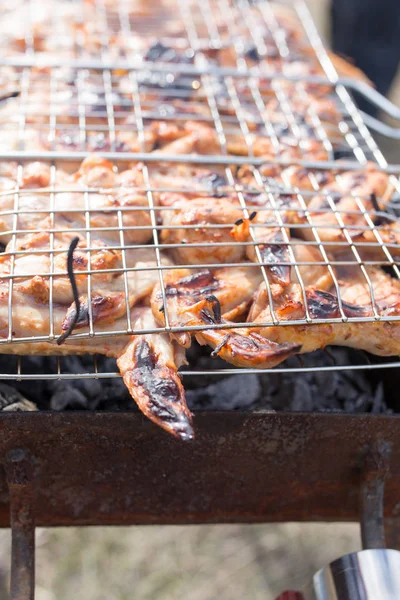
0, 0, 399, 381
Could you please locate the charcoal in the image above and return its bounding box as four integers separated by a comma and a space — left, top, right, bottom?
183, 345, 391, 414
186, 374, 261, 411
0, 343, 393, 415
0, 384, 36, 411
47, 356, 134, 412
288, 378, 318, 413
371, 383, 390, 414
51, 385, 89, 411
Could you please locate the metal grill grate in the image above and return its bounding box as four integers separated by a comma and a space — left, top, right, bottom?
0, 0, 393, 164
0, 64, 386, 163
0, 0, 348, 62
0, 0, 399, 380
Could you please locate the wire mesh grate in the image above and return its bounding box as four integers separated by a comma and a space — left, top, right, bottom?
0, 0, 390, 165
0, 157, 398, 338
0, 0, 398, 380
0, 65, 380, 162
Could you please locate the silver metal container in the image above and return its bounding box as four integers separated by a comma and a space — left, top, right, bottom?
303, 549, 400, 600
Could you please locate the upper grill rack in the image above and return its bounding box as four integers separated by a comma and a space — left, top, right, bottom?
0, 0, 337, 61
0, 63, 387, 166
0, 0, 399, 379
0, 0, 394, 166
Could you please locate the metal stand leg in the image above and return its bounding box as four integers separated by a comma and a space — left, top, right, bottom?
360, 441, 391, 550
5, 449, 35, 600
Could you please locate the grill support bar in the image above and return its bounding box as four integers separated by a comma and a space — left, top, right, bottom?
5, 450, 35, 600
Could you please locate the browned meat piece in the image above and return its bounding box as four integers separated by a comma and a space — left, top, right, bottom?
151, 265, 264, 344
117, 308, 193, 440
160, 197, 245, 265
249, 259, 400, 359
295, 164, 394, 251
150, 266, 300, 367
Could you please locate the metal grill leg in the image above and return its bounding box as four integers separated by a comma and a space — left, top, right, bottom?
360, 441, 391, 550
5, 449, 35, 600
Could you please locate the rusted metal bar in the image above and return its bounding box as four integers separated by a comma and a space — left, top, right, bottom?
0, 412, 398, 527
360, 441, 391, 550
5, 449, 35, 600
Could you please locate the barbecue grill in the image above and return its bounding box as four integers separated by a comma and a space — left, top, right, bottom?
1, 1, 400, 598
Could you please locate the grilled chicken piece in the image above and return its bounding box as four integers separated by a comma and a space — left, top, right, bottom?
160, 196, 245, 265
226, 129, 329, 163
147, 164, 230, 200
291, 242, 334, 291
153, 163, 301, 281
238, 213, 292, 287
350, 219, 400, 261
191, 297, 300, 369
247, 242, 334, 322
337, 263, 400, 311
151, 266, 265, 345
147, 163, 296, 276
151, 267, 299, 367
264, 95, 340, 137
117, 308, 193, 440
236, 163, 335, 194
298, 165, 394, 250
61, 248, 172, 331
230, 189, 303, 287
131, 163, 248, 266
153, 121, 221, 156
0, 229, 122, 305
0, 156, 153, 247
250, 266, 400, 358
0, 227, 172, 331
279, 165, 335, 191
238, 166, 394, 254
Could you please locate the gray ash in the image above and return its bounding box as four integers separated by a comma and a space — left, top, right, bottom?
0, 345, 393, 416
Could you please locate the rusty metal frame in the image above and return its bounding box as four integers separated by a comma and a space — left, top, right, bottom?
1, 411, 399, 526
1, 411, 400, 598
